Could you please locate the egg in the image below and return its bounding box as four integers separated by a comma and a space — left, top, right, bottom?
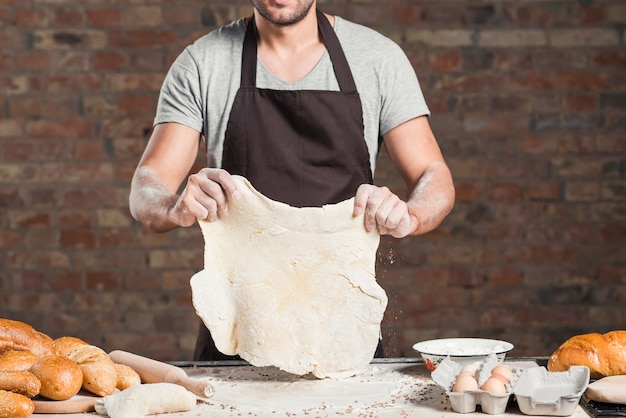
491, 373, 509, 385
456, 370, 476, 379
460, 363, 480, 374
452, 374, 478, 392
481, 376, 508, 395
491, 365, 514, 381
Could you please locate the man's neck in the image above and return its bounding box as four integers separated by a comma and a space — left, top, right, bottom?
254, 7, 321, 55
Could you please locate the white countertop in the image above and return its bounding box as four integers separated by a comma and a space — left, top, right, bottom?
32, 359, 592, 418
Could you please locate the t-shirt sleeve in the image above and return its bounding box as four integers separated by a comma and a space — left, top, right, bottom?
154, 48, 204, 133
378, 43, 430, 136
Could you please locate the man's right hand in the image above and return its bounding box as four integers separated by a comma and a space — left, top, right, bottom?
171, 168, 241, 226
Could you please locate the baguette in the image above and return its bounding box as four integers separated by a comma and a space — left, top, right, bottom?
53, 336, 117, 396
0, 350, 39, 371
0, 370, 41, 397
0, 390, 34, 418
0, 319, 53, 358
547, 330, 626, 378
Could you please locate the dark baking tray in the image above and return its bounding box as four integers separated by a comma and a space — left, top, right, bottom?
582, 398, 626, 417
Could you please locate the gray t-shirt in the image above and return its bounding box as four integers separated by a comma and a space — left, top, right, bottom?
155, 16, 430, 174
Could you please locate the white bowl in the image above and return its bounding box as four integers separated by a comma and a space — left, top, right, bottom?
413, 338, 514, 371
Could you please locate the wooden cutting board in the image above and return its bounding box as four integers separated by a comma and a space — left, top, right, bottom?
33, 391, 100, 414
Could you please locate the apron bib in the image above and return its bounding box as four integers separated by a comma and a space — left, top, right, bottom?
194, 10, 377, 360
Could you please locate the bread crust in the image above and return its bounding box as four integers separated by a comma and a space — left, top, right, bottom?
0, 370, 41, 397
0, 319, 53, 358
0, 390, 35, 418
0, 350, 39, 371
115, 363, 141, 390
53, 336, 117, 396
30, 355, 83, 401
547, 330, 626, 378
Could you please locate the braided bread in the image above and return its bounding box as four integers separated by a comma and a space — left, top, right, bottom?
547, 330, 626, 378
53, 336, 117, 396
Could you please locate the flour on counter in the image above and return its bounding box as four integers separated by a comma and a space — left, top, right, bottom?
189, 363, 445, 417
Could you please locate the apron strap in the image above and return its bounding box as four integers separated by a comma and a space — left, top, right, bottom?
241, 15, 258, 88
316, 10, 357, 93
241, 10, 358, 93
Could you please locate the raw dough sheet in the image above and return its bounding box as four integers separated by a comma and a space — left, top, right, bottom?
191, 176, 387, 378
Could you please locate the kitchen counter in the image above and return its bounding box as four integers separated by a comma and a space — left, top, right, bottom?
32, 358, 592, 417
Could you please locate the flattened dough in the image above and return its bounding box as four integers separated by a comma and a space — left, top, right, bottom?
190, 176, 387, 379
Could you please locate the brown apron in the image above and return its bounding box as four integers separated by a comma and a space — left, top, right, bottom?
193, 10, 380, 361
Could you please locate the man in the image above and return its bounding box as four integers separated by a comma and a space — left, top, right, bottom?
129, 0, 455, 360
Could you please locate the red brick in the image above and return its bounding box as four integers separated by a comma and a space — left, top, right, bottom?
576, 4, 606, 25
118, 95, 156, 116
100, 229, 135, 248
527, 181, 560, 200
88, 8, 123, 27
489, 183, 524, 201
59, 210, 92, 228
564, 93, 599, 112
23, 188, 62, 208
53, 6, 85, 27
25, 119, 93, 139
428, 51, 461, 72
14, 8, 48, 27
108, 29, 178, 48
61, 230, 96, 248
92, 51, 127, 71
454, 183, 481, 201
563, 223, 597, 243
86, 272, 121, 291
390, 6, 423, 26
0, 52, 13, 71
12, 211, 51, 228
2, 140, 36, 161
74, 140, 109, 160
592, 51, 626, 67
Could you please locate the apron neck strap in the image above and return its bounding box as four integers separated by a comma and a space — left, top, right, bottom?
241, 10, 358, 93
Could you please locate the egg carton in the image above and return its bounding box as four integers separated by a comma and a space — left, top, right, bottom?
432, 354, 520, 414
431, 356, 590, 416
514, 366, 589, 416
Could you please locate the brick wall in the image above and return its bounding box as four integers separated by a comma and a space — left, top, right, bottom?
0, 1, 624, 361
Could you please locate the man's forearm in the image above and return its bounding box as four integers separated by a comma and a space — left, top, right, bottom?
129, 166, 180, 233
406, 161, 455, 236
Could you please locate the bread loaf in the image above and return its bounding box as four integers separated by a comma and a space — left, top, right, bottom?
115, 363, 141, 390
0, 350, 39, 371
0, 318, 53, 358
547, 330, 626, 378
0, 389, 35, 418
30, 355, 83, 401
53, 336, 117, 396
0, 370, 41, 397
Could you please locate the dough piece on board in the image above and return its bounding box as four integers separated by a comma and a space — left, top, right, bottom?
94, 383, 196, 418
191, 176, 387, 379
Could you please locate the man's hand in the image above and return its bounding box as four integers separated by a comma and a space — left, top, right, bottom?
170, 168, 240, 226
353, 184, 414, 238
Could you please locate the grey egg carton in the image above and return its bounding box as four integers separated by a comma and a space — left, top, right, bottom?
431, 355, 590, 416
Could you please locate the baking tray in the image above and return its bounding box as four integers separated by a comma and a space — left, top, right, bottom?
582, 398, 626, 417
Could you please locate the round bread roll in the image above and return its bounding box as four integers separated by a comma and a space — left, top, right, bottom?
30, 355, 83, 401
115, 363, 141, 390
0, 350, 39, 371
0, 389, 34, 418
